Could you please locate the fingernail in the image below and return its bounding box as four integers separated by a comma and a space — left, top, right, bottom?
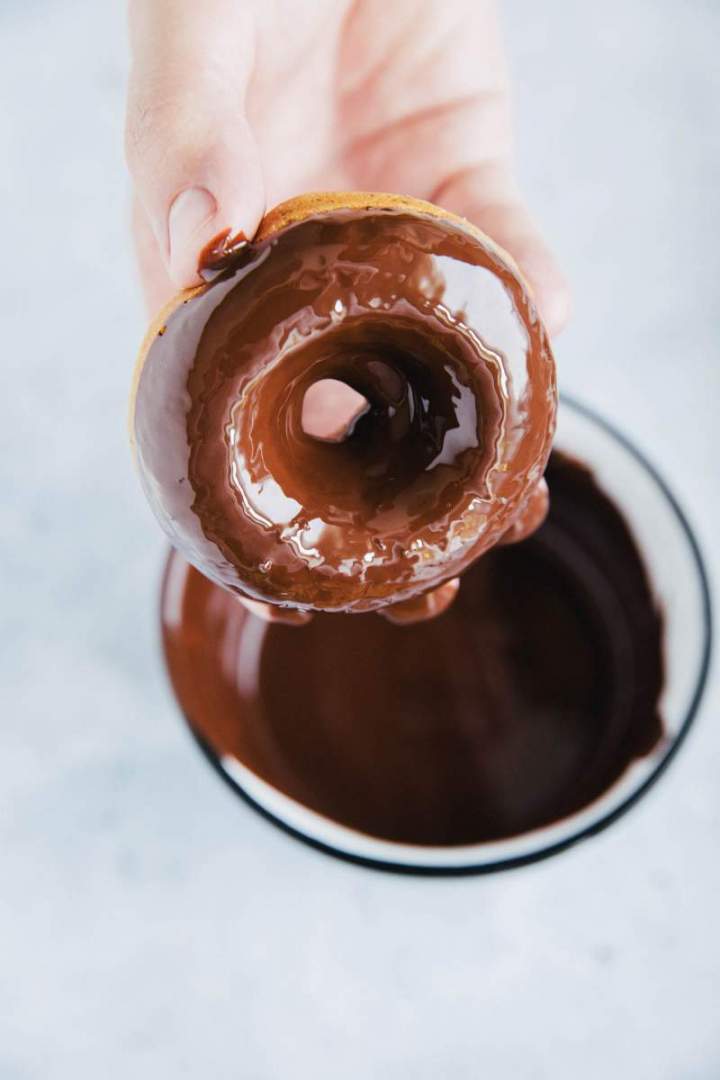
167, 187, 217, 286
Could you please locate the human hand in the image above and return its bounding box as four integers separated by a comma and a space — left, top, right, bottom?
126, 0, 569, 326
126, 0, 568, 624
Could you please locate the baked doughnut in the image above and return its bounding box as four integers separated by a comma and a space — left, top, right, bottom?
130, 191, 556, 615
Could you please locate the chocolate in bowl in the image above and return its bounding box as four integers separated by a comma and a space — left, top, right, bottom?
159, 399, 711, 873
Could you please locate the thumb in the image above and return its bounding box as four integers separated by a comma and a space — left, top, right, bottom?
435, 162, 571, 337
125, 0, 264, 289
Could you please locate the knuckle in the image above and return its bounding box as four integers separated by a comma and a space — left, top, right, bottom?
124, 86, 209, 173
125, 91, 173, 163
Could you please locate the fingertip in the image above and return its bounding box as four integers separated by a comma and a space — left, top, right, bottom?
128, 94, 266, 290
166, 188, 266, 291
445, 189, 572, 338
167, 187, 218, 287
516, 248, 572, 338
541, 283, 572, 339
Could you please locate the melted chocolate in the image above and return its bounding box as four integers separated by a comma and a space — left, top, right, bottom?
197, 228, 249, 281
135, 206, 555, 613
162, 452, 664, 846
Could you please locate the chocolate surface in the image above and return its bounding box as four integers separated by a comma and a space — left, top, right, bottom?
135, 205, 555, 613
162, 452, 665, 846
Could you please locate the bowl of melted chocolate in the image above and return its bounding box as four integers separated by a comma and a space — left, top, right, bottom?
136, 195, 710, 873
160, 393, 710, 873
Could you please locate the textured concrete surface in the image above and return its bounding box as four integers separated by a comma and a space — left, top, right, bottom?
1, 1, 718, 1077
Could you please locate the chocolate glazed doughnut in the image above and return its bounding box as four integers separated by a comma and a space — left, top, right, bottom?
131, 192, 556, 616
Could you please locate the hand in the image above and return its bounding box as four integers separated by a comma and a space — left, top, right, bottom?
126, 0, 568, 624
126, 0, 569, 326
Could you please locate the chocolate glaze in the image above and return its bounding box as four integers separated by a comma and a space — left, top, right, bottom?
135, 207, 555, 613
498, 477, 549, 545
198, 229, 249, 281
162, 452, 665, 846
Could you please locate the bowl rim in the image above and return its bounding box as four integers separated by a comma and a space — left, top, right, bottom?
173, 394, 713, 876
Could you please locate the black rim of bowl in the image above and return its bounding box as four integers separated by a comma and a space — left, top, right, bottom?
169, 394, 713, 876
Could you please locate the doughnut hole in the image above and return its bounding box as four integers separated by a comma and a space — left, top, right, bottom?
234, 321, 502, 547
300, 379, 371, 444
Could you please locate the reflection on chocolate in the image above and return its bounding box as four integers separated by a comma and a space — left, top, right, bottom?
134, 205, 555, 614
197, 228, 249, 281
162, 452, 665, 846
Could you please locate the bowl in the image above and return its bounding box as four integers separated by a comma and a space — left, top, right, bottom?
163, 396, 712, 874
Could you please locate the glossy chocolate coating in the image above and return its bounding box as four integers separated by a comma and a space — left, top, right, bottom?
134, 206, 555, 612
162, 452, 664, 845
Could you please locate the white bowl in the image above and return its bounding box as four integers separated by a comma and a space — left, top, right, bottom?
182, 396, 712, 874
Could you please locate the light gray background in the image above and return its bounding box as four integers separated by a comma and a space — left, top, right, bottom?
1, 2, 718, 1077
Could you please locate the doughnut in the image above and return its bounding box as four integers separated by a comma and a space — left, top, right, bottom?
130, 191, 556, 615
